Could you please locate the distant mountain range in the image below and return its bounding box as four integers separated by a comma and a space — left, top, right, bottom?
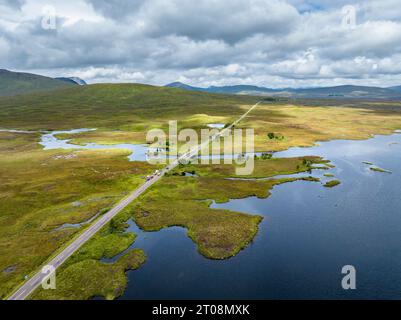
0, 69, 86, 96
388, 85, 401, 93
1, 69, 400, 100
166, 82, 401, 100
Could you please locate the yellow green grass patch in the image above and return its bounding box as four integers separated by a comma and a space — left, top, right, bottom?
0, 132, 155, 299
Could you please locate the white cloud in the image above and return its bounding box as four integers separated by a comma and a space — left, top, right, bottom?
136, 0, 300, 43
1, 0, 401, 87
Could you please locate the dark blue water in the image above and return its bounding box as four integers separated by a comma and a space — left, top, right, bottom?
118, 133, 401, 300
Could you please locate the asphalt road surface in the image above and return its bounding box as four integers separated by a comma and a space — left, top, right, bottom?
8, 101, 260, 300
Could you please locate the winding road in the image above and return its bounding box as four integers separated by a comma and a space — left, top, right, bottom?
8, 101, 260, 300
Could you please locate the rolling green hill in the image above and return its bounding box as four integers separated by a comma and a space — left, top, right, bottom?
0, 83, 258, 130
0, 69, 75, 97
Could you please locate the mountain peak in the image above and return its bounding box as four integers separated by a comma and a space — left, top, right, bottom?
165, 82, 204, 91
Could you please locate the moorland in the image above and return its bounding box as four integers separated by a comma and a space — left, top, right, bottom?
1, 84, 401, 299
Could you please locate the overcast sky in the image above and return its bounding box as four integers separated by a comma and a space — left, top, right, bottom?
0, 0, 400, 88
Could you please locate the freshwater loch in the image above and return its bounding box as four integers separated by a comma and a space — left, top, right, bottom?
10, 128, 401, 299
118, 133, 401, 299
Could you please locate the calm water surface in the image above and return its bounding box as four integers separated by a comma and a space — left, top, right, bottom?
40, 129, 154, 161
12, 128, 401, 299
118, 133, 401, 300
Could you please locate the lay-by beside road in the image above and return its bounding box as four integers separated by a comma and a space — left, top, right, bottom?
8, 101, 260, 300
